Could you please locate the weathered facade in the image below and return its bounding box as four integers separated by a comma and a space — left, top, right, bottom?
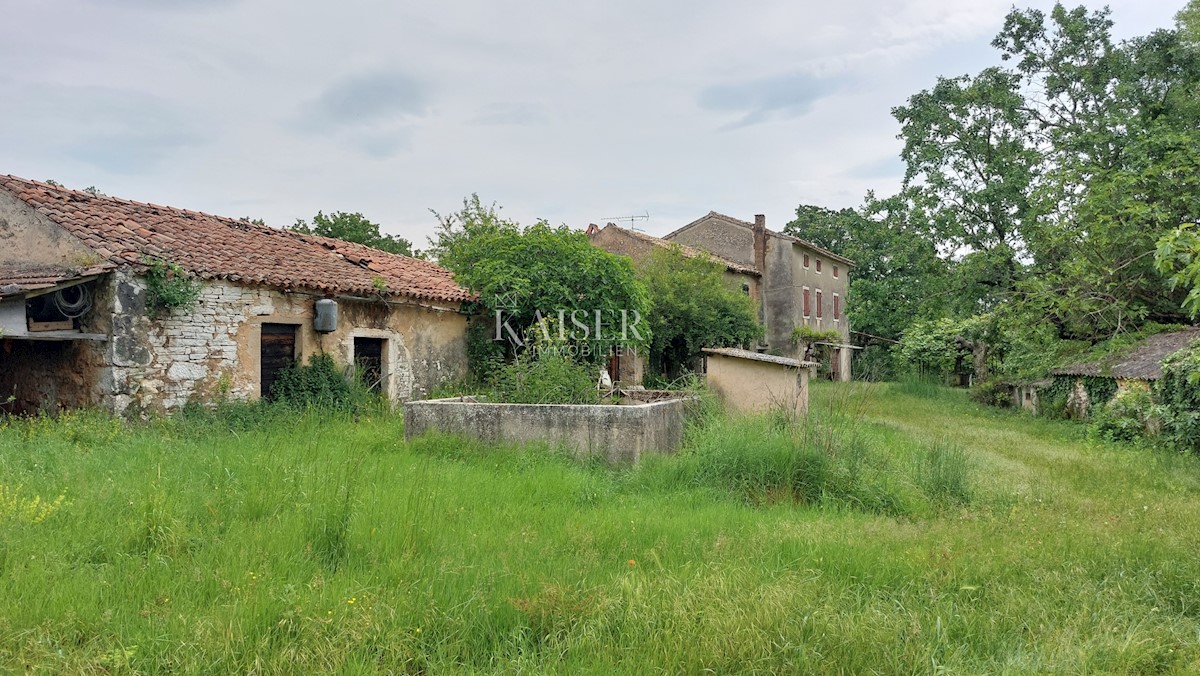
0, 175, 471, 415
665, 212, 855, 380
586, 222, 761, 384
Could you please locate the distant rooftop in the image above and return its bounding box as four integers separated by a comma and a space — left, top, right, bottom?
591, 223, 760, 276
1053, 327, 1200, 381
703, 347, 818, 368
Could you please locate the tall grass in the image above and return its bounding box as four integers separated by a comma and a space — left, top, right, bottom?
2, 383, 1200, 672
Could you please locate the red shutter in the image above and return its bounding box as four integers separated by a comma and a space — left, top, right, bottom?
816, 259, 822, 273
803, 288, 810, 316
834, 295, 841, 319
833, 265, 839, 278
816, 290, 823, 318
803, 254, 810, 268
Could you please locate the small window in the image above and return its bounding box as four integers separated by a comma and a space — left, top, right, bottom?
833, 265, 839, 278
803, 287, 811, 317
834, 294, 841, 320
803, 254, 810, 268
816, 259, 823, 273
815, 290, 823, 318
741, 283, 750, 296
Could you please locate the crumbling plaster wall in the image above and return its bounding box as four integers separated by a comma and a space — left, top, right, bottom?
107, 269, 468, 414
0, 188, 100, 270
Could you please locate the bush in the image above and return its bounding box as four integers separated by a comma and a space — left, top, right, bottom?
271, 354, 368, 410
1156, 341, 1200, 453
854, 344, 896, 381
490, 348, 600, 405
969, 379, 1011, 408
1090, 388, 1162, 444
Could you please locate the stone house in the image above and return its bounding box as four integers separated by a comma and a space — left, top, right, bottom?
0, 175, 472, 415
586, 222, 763, 384
586, 222, 761, 294
1047, 326, 1200, 417
664, 211, 856, 380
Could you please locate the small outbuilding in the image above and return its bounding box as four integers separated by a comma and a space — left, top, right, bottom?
0, 175, 473, 415
702, 347, 817, 416
1049, 326, 1200, 417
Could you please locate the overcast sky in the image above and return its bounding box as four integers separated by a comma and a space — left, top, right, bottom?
0, 0, 1181, 246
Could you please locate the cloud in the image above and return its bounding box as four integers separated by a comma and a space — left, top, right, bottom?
698, 71, 841, 129
103, 0, 240, 9
849, 154, 906, 180
0, 84, 202, 174
472, 102, 550, 127
300, 71, 428, 131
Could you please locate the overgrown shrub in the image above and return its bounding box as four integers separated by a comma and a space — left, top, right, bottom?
490, 348, 600, 405
271, 354, 368, 409
854, 344, 896, 381
1090, 388, 1162, 444
1156, 341, 1200, 452
969, 378, 1011, 408
464, 318, 507, 385
143, 258, 202, 317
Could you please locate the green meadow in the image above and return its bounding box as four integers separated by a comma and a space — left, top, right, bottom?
2, 383, 1200, 674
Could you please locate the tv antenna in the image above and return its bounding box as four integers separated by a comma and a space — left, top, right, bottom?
602, 211, 649, 231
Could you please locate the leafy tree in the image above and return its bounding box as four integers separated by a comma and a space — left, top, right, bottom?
429, 195, 651, 379
636, 246, 763, 379
880, 3, 1198, 347
785, 197, 952, 345
293, 211, 415, 257
892, 66, 1036, 310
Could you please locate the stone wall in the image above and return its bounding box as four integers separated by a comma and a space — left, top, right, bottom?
404, 397, 686, 463
102, 268, 468, 414
666, 215, 852, 378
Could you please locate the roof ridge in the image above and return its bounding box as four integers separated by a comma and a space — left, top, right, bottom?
0, 172, 473, 304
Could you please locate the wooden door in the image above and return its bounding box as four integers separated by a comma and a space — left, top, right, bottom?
260, 323, 297, 400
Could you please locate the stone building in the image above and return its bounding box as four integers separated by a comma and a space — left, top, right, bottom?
0, 175, 472, 415
664, 211, 856, 380
586, 222, 761, 294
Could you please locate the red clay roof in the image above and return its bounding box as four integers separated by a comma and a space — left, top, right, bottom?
0, 264, 115, 300
0, 175, 472, 304
593, 223, 761, 276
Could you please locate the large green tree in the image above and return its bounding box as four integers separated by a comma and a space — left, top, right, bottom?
636, 246, 763, 379
882, 3, 1199, 345
429, 195, 651, 377
293, 211, 415, 257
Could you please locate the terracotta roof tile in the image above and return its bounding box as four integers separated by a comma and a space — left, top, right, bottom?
594, 223, 761, 276
0, 263, 115, 299
0, 175, 472, 304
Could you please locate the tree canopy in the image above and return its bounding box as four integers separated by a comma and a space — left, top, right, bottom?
800, 2, 1200, 384
292, 211, 415, 257
635, 246, 763, 380
429, 195, 651, 378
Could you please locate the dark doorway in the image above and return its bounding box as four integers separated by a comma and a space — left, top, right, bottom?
354, 337, 385, 392
260, 323, 297, 400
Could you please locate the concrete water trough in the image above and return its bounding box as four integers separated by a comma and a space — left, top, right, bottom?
403, 391, 687, 463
